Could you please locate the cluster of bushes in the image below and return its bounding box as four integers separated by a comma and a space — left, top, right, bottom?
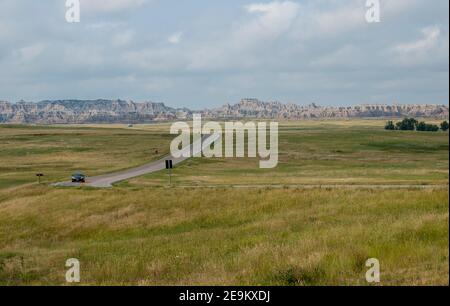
385, 118, 449, 132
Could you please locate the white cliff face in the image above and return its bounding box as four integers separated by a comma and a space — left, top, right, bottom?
202, 99, 449, 120
0, 100, 183, 124
0, 99, 448, 124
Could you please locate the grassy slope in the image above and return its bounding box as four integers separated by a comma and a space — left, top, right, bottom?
0, 121, 448, 285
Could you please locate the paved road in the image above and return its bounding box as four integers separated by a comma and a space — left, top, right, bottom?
54, 133, 220, 188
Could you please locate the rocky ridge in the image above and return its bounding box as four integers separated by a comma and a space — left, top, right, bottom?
0, 98, 448, 124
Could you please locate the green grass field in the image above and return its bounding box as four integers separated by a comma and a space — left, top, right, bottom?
0, 120, 448, 285
129, 120, 449, 187
0, 124, 172, 189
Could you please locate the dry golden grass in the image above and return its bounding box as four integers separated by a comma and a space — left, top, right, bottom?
0, 185, 448, 285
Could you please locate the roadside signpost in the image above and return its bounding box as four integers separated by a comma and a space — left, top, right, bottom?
165, 160, 173, 185
36, 173, 44, 184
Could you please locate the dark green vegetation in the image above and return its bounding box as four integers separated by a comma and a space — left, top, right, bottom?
385, 118, 446, 132
0, 121, 448, 285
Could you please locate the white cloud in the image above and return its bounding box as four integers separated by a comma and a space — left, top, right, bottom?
313, 6, 365, 35
289, 0, 368, 41
387, 25, 449, 68
14, 43, 45, 62
80, 0, 147, 12
189, 1, 299, 70
394, 26, 441, 54
168, 32, 183, 44
240, 1, 300, 43
0, 0, 448, 106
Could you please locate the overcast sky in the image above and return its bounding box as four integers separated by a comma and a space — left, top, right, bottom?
0, 0, 448, 109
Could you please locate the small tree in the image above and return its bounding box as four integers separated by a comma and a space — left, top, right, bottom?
417, 122, 439, 132
428, 124, 440, 132
416, 121, 427, 131
441, 121, 449, 132
385, 121, 395, 130
396, 118, 418, 131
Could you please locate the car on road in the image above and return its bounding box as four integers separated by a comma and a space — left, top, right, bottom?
71, 172, 86, 183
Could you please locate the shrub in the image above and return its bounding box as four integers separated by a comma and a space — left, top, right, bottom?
395, 118, 418, 131
387, 118, 440, 132
416, 122, 439, 132
385, 121, 395, 130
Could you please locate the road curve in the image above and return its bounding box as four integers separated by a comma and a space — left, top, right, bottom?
54, 133, 220, 188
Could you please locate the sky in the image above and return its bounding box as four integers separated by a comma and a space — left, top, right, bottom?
0, 0, 448, 109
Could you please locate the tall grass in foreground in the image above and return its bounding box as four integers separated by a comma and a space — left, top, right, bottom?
0, 185, 448, 285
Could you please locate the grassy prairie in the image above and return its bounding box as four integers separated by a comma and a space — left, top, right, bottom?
129, 120, 449, 187
0, 124, 172, 189
0, 120, 448, 285
0, 185, 447, 285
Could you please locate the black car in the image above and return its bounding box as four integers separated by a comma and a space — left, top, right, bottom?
71, 173, 86, 183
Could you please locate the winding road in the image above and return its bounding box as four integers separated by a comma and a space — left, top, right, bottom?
54, 133, 220, 188
53, 132, 448, 190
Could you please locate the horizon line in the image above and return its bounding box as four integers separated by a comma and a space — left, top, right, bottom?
1, 98, 449, 109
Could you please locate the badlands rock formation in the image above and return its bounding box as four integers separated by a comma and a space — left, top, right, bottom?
203, 99, 449, 120
0, 99, 448, 124
0, 100, 180, 124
